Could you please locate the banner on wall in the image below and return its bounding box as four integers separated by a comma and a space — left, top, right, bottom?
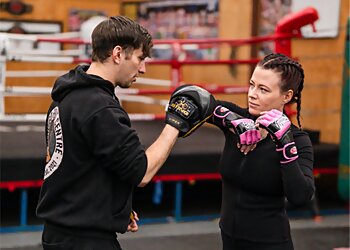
68, 9, 107, 32
258, 0, 292, 55
134, 0, 219, 60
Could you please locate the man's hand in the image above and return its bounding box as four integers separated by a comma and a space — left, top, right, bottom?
127, 211, 139, 233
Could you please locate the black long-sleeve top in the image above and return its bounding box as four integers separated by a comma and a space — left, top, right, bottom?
214, 100, 315, 242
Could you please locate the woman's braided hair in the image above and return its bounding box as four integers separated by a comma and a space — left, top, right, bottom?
258, 53, 304, 128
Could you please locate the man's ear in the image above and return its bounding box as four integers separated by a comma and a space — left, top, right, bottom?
112, 45, 122, 64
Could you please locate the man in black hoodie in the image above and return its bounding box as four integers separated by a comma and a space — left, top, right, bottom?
36, 16, 214, 250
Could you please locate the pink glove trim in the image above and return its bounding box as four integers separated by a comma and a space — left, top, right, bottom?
231, 119, 260, 145
258, 109, 291, 140
213, 106, 260, 145
257, 109, 281, 126
231, 118, 253, 127
239, 129, 261, 145
279, 157, 298, 164
213, 106, 232, 127
276, 142, 298, 164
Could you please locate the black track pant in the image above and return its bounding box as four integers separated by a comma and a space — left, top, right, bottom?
42, 223, 122, 250
221, 230, 294, 250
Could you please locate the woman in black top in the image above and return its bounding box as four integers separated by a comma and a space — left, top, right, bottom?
211, 53, 315, 250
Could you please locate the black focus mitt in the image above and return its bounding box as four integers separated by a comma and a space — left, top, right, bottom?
165, 84, 216, 138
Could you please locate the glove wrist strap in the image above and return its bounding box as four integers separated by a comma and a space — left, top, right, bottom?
213, 106, 241, 128
276, 141, 299, 164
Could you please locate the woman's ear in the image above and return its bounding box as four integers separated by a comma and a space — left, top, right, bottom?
112, 45, 122, 64
284, 89, 294, 104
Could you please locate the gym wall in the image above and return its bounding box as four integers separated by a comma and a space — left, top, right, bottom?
1, 0, 348, 144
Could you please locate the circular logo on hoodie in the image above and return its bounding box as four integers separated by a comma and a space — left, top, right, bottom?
44, 106, 64, 179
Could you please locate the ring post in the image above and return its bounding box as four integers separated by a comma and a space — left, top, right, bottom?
275, 7, 319, 56
171, 42, 182, 87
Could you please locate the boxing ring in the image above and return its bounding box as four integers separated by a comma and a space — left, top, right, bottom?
0, 7, 341, 233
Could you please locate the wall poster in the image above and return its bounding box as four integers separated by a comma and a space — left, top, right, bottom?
123, 0, 219, 60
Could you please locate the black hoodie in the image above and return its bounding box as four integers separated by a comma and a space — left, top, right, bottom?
36, 65, 147, 236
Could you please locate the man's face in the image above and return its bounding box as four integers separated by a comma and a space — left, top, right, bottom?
116, 48, 146, 88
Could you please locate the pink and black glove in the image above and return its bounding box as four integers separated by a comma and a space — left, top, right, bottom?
257, 109, 298, 164
213, 105, 261, 145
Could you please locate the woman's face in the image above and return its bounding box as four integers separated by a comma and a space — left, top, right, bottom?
248, 66, 292, 116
